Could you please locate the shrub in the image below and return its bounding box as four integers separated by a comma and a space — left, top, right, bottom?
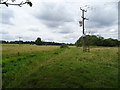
35, 37, 42, 45
60, 44, 69, 48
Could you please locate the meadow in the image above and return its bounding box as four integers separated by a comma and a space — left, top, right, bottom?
1, 44, 118, 88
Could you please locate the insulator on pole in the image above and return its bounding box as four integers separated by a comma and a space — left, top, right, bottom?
79, 21, 83, 27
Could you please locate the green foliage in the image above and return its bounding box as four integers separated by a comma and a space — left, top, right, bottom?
35, 37, 42, 45
60, 44, 69, 48
75, 35, 119, 47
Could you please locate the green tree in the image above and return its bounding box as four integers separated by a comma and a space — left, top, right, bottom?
35, 37, 42, 45
75, 35, 119, 47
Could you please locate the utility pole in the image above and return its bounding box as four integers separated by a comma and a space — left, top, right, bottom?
79, 7, 89, 52
19, 37, 22, 45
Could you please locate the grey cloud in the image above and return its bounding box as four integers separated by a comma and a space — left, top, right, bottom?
88, 29, 98, 35
1, 34, 15, 40
91, 27, 118, 39
109, 29, 118, 33
44, 38, 54, 42
0, 31, 8, 34
34, 3, 74, 28
20, 36, 35, 41
58, 26, 74, 34
53, 24, 74, 34
42, 21, 63, 28
15, 35, 36, 41
0, 7, 14, 25
63, 35, 77, 39
28, 27, 39, 32
58, 30, 73, 34
86, 3, 117, 28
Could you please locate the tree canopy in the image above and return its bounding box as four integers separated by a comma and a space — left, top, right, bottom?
75, 35, 119, 47
35, 37, 42, 45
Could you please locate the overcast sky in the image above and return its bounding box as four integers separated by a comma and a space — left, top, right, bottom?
0, 0, 119, 43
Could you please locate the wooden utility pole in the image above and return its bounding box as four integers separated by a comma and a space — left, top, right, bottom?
79, 7, 89, 52
19, 37, 22, 45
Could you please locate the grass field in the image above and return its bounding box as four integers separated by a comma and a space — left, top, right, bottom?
1, 44, 118, 88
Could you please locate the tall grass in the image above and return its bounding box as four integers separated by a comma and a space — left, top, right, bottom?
2, 44, 59, 59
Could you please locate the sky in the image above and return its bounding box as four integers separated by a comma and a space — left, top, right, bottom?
0, 0, 119, 43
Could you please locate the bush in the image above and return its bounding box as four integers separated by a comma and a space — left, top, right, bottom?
60, 44, 69, 48
35, 37, 42, 45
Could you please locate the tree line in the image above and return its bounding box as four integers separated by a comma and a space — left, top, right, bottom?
75, 35, 120, 47
1, 35, 120, 47
0, 37, 74, 46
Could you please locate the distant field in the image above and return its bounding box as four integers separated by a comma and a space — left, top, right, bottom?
2, 44, 60, 59
1, 44, 118, 88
